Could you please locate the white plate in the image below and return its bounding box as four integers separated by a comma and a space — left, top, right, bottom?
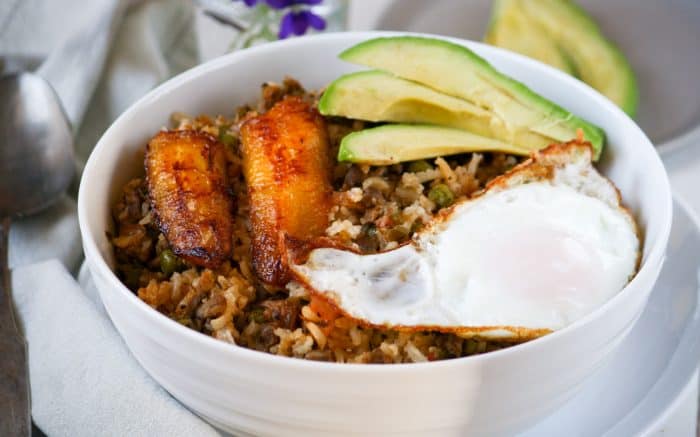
375, 0, 700, 154
521, 196, 700, 436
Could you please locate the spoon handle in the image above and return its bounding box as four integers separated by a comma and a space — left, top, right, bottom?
0, 217, 30, 436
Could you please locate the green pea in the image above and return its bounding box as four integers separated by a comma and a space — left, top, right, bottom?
428, 184, 455, 208
249, 307, 266, 324
160, 249, 182, 276
218, 126, 237, 147
407, 159, 433, 173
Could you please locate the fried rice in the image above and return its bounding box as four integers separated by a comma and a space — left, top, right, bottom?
110, 78, 524, 363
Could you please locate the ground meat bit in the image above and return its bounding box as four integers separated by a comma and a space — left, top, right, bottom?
259, 298, 301, 330
112, 178, 147, 224
441, 337, 464, 359
369, 348, 394, 364
356, 223, 380, 253
112, 223, 152, 262
257, 324, 280, 350
259, 77, 308, 112
340, 165, 364, 189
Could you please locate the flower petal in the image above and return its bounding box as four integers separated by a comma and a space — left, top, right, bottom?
304, 10, 326, 30
290, 11, 310, 35
266, 0, 293, 9
293, 0, 323, 5
242, 0, 259, 6
278, 11, 296, 38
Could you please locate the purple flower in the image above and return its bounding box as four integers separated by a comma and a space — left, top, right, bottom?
278, 9, 325, 38
241, 0, 322, 9
236, 0, 326, 39
268, 0, 322, 8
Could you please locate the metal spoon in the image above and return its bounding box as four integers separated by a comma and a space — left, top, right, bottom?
0, 72, 74, 436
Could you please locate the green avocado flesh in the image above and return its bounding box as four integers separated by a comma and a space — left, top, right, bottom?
339, 36, 605, 159
338, 124, 530, 165
320, 70, 556, 149
485, 0, 576, 75
485, 0, 638, 116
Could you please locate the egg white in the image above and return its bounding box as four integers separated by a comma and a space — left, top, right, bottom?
291, 143, 640, 340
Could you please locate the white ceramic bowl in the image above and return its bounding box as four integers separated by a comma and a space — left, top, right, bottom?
78, 32, 672, 436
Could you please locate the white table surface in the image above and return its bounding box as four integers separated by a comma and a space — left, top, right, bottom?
195, 2, 700, 434
648, 371, 698, 436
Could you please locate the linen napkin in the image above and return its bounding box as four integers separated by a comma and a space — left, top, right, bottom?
1, 0, 199, 272
12, 260, 219, 437
1, 0, 222, 435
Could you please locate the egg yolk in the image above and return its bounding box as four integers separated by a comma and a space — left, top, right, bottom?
479, 225, 606, 305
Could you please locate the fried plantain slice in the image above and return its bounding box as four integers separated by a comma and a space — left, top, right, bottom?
241, 96, 332, 286
146, 130, 234, 269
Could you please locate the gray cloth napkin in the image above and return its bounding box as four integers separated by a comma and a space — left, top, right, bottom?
2, 0, 199, 271
12, 260, 218, 437
1, 1, 220, 435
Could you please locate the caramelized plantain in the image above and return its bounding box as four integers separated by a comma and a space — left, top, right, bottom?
241, 96, 332, 286
145, 130, 234, 269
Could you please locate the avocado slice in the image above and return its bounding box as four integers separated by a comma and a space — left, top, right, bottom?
487, 0, 638, 116
338, 124, 530, 165
320, 70, 556, 150
339, 36, 605, 159
485, 0, 577, 76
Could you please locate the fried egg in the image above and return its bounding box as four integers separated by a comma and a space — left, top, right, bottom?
290, 142, 640, 341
